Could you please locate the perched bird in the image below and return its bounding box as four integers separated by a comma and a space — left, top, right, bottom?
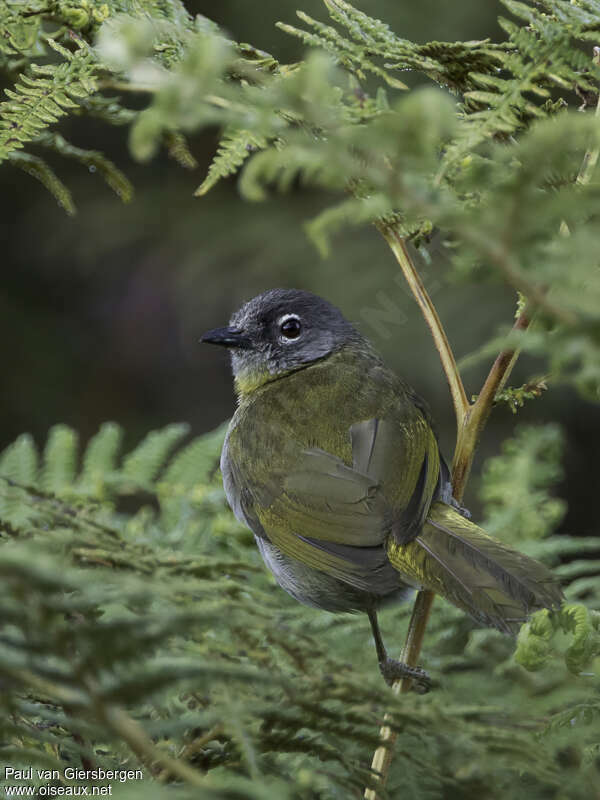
202, 289, 563, 688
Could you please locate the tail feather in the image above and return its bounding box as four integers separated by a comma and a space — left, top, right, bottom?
387, 501, 564, 634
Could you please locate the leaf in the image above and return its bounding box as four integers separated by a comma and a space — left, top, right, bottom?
120, 424, 190, 486
41, 424, 78, 493
195, 128, 267, 196
78, 423, 124, 496
8, 151, 76, 214
162, 422, 228, 488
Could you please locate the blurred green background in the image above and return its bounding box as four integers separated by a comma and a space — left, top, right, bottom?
0, 0, 596, 533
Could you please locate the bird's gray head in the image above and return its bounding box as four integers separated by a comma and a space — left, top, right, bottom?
201, 289, 361, 393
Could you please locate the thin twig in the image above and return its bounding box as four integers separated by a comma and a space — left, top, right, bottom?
97, 80, 157, 93
364, 589, 435, 799
377, 225, 469, 425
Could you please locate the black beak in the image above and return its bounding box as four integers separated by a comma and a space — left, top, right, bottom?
200, 326, 252, 349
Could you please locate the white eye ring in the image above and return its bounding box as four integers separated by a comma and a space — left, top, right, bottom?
278, 313, 302, 342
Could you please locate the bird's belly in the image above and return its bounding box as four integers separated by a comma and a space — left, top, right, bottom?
255, 536, 413, 613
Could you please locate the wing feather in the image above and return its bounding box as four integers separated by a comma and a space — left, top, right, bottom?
225, 408, 442, 594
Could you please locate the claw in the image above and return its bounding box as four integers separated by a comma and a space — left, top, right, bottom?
379, 658, 432, 693
451, 497, 471, 519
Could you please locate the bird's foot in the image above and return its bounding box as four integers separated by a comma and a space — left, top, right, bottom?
439, 481, 471, 519
450, 497, 471, 519
379, 658, 432, 693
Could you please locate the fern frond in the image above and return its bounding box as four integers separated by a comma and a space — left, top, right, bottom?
0, 39, 98, 161
41, 424, 78, 493
34, 131, 134, 201
446, 0, 600, 160
164, 129, 198, 168
195, 127, 267, 196
277, 11, 409, 90
78, 422, 123, 496
0, 2, 43, 57
0, 421, 228, 512
544, 702, 600, 736
480, 424, 566, 543
495, 377, 548, 413
528, 535, 600, 562
0, 434, 38, 529
158, 423, 227, 530
75, 93, 137, 126
0, 434, 38, 486
306, 194, 393, 256
7, 150, 75, 213
120, 423, 190, 487
278, 2, 503, 93
161, 422, 227, 488
277, 0, 600, 168
235, 41, 281, 74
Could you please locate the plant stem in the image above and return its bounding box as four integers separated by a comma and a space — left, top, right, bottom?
364, 230, 529, 800
364, 587, 435, 800
98, 80, 156, 93
377, 225, 469, 425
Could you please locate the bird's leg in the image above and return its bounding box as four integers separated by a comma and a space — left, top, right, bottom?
367, 608, 432, 693
439, 478, 471, 519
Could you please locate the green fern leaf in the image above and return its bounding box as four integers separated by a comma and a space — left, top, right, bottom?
195, 128, 267, 196
0, 3, 42, 57
480, 424, 566, 543
35, 132, 134, 202
0, 433, 38, 486
162, 422, 228, 488
164, 130, 198, 169
41, 425, 78, 494
0, 434, 39, 529
555, 559, 600, 581
277, 14, 409, 90
306, 194, 394, 257
7, 151, 76, 214
0, 433, 38, 533
78, 422, 124, 496
0, 43, 98, 162
120, 423, 189, 486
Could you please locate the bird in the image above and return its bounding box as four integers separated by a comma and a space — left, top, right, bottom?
201, 288, 564, 688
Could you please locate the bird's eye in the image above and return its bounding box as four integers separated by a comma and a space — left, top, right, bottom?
279, 315, 302, 340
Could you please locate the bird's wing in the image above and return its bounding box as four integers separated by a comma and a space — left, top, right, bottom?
223, 414, 441, 592
349, 417, 441, 544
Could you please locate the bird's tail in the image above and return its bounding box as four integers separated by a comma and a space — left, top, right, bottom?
387, 501, 563, 634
